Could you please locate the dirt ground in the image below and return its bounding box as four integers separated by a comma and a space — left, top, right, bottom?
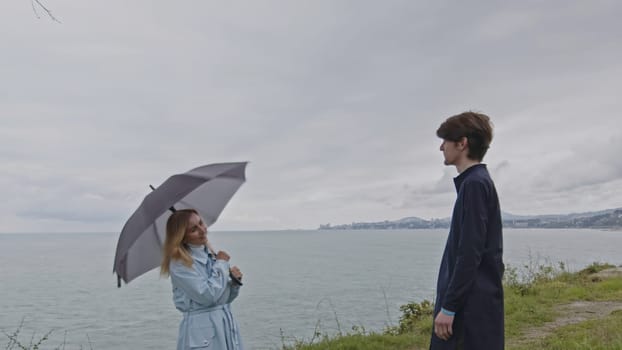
513, 300, 622, 344
510, 267, 622, 346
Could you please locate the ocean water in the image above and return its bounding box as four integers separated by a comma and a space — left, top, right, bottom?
1, 228, 621, 349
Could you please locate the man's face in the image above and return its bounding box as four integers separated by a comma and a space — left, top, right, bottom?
439, 139, 461, 166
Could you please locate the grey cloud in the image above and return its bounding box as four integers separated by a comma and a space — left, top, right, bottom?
408, 169, 456, 196
533, 136, 622, 191
17, 208, 121, 223
493, 161, 511, 174
501, 179, 622, 216
2, 1, 621, 231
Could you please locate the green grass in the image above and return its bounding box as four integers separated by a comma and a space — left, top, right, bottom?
285, 262, 622, 350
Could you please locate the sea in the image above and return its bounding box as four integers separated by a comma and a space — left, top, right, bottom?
1, 228, 621, 349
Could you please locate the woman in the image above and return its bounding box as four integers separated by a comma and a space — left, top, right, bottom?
161, 208, 244, 350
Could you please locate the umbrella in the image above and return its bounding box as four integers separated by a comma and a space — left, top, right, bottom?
113, 162, 247, 287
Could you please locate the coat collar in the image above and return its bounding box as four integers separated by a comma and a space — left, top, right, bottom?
188, 244, 210, 265
453, 163, 487, 192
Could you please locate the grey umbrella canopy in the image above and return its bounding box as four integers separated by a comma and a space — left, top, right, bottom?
113, 162, 247, 287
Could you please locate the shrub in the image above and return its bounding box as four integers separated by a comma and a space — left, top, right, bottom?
385, 299, 434, 335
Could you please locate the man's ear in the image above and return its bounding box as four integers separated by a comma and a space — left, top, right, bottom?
458, 136, 469, 150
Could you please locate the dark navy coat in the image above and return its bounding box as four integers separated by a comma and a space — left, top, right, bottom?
430, 164, 504, 350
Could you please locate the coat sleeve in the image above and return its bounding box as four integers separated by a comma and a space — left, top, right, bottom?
227, 284, 241, 303
442, 180, 489, 312
170, 260, 231, 306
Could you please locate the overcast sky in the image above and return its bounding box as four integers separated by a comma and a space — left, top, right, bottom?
1, 1, 621, 232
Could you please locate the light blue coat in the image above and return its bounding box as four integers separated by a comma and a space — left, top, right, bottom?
169, 245, 243, 350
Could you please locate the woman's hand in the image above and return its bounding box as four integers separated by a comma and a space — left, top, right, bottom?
216, 250, 230, 262
230, 266, 243, 280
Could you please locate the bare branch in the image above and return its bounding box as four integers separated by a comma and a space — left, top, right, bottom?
30, 0, 40, 19
31, 0, 61, 23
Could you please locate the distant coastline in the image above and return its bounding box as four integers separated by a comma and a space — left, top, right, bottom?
318, 207, 622, 230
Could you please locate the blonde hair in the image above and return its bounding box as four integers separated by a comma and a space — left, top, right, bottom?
160, 209, 198, 276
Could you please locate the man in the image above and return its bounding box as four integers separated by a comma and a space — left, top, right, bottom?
430, 111, 504, 350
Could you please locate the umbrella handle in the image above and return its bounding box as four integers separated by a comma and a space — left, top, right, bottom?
230, 274, 244, 286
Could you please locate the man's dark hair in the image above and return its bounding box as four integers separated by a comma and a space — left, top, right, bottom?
436, 111, 493, 161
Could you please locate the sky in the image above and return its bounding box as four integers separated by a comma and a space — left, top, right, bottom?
1, 1, 621, 232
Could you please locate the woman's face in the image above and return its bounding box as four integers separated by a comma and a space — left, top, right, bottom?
183, 213, 208, 246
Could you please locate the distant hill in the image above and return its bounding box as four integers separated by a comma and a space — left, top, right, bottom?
318, 208, 622, 230
501, 208, 622, 229
319, 216, 450, 230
